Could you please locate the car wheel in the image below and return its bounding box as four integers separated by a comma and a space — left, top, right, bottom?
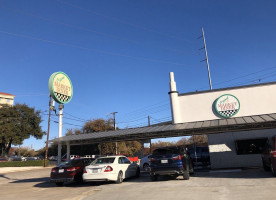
150, 175, 157, 181
183, 165, 190, 180
271, 163, 276, 177
263, 160, 270, 171
55, 182, 64, 186
143, 163, 149, 171
135, 167, 140, 178
116, 171, 123, 184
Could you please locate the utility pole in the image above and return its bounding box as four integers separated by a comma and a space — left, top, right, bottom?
199, 27, 213, 90
44, 95, 53, 167
148, 115, 152, 154
111, 112, 118, 155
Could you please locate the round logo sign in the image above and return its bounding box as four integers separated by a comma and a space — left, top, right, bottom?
215, 94, 240, 118
48, 72, 73, 104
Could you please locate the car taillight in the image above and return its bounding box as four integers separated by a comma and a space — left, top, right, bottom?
51, 168, 57, 173
172, 155, 182, 160
272, 151, 276, 158
149, 158, 155, 162
83, 169, 87, 173
104, 166, 113, 172
66, 167, 76, 172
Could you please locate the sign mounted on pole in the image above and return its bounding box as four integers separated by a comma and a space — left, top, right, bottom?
215, 94, 240, 118
49, 72, 73, 104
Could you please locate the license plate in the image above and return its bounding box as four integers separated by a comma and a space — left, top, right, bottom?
92, 169, 98, 173
58, 169, 64, 173
161, 160, 168, 164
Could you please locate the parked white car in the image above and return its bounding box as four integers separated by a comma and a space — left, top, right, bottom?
140, 154, 151, 171
83, 155, 140, 184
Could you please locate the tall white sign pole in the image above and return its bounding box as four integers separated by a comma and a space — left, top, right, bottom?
57, 104, 64, 165
49, 71, 73, 166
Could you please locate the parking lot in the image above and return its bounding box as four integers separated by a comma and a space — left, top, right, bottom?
1, 167, 276, 200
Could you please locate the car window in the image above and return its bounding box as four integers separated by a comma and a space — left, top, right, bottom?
92, 157, 115, 164
118, 157, 125, 164
152, 148, 180, 155
83, 159, 93, 166
124, 157, 131, 164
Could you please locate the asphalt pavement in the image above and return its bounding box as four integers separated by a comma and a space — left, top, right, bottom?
1, 167, 276, 200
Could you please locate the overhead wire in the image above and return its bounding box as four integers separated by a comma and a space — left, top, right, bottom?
197, 66, 276, 91
0, 30, 187, 66
56, 0, 195, 43
0, 5, 186, 54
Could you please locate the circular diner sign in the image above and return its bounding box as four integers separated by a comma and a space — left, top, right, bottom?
48, 72, 73, 104
215, 94, 240, 118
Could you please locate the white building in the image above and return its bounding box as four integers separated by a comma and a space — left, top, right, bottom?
169, 72, 276, 169
0, 92, 15, 106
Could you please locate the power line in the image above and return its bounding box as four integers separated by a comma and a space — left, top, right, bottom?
52, 119, 83, 127
0, 30, 186, 66
56, 0, 195, 43
197, 66, 276, 90
118, 100, 169, 118
0, 5, 186, 54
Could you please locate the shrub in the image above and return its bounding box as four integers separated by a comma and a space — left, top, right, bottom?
0, 160, 49, 167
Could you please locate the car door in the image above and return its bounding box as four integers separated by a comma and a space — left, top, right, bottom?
124, 157, 137, 177
118, 157, 129, 178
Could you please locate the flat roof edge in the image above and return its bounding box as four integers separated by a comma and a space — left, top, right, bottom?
179, 81, 276, 96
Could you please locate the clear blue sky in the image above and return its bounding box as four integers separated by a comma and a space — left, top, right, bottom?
1, 0, 276, 150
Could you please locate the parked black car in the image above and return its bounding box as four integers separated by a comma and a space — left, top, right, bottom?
261, 136, 276, 176
188, 146, 210, 166
149, 146, 193, 181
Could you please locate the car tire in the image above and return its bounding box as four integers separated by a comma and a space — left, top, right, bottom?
135, 167, 140, 178
55, 182, 64, 186
143, 163, 149, 171
183, 165, 190, 180
150, 175, 157, 181
271, 163, 276, 177
116, 171, 123, 184
263, 161, 270, 171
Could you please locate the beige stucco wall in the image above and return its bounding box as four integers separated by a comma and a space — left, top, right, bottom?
207, 129, 276, 169
177, 83, 276, 123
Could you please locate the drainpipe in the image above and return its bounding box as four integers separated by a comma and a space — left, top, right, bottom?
169, 72, 181, 124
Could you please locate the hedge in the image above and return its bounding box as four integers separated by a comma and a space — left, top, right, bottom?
0, 160, 49, 167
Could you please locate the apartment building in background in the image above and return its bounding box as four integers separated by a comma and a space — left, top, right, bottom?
0, 92, 15, 106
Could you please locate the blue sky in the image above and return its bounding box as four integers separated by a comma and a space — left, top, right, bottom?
0, 0, 276, 150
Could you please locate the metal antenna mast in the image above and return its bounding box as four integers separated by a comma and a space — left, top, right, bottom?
199, 27, 213, 90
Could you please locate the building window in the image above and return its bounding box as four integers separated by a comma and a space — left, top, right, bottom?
235, 138, 268, 155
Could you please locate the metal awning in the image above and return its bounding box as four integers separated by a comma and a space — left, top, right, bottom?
49, 113, 276, 145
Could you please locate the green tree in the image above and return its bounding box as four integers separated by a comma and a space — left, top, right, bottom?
65, 128, 82, 136
83, 119, 113, 133
14, 147, 36, 157
0, 104, 45, 156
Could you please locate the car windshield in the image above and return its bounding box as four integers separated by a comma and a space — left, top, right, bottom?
59, 159, 80, 166
91, 157, 115, 164
152, 148, 180, 155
